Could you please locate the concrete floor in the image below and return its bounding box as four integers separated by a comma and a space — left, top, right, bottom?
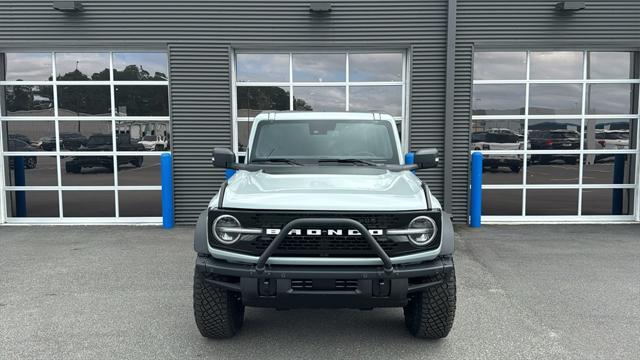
0, 224, 638, 359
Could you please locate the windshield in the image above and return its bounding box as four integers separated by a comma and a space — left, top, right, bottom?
249, 120, 399, 164
142, 135, 157, 141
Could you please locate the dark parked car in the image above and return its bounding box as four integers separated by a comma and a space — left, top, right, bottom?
59, 132, 87, 151
528, 129, 579, 165
7, 139, 38, 169
64, 134, 144, 173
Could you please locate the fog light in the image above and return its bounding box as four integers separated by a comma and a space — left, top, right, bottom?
408, 216, 437, 246
212, 215, 241, 244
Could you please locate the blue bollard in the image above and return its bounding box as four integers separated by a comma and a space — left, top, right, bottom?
611, 154, 625, 215
469, 152, 483, 227
405, 152, 416, 173
14, 156, 27, 217
160, 153, 174, 229
225, 169, 236, 180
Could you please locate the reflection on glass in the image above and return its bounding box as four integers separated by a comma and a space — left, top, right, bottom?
293, 53, 345, 82
473, 52, 526, 80
61, 156, 115, 185
236, 86, 290, 118
114, 86, 169, 116
482, 189, 522, 215
527, 157, 579, 184
349, 53, 402, 82
583, 154, 635, 185
588, 52, 633, 79
2, 121, 56, 151
57, 85, 111, 116
481, 156, 524, 184
237, 121, 254, 152
471, 119, 524, 138
3, 85, 54, 116
5, 53, 52, 81
472, 85, 525, 115
113, 52, 168, 81
58, 121, 112, 151
118, 191, 162, 217
529, 84, 582, 115
116, 121, 170, 151
582, 189, 633, 215
293, 86, 345, 111
55, 53, 110, 81
63, 191, 115, 217
236, 53, 289, 82
349, 86, 402, 116
528, 119, 581, 157
587, 84, 636, 115
6, 191, 59, 217
526, 189, 578, 215
530, 51, 583, 80
5, 156, 57, 186
584, 119, 634, 150
117, 156, 160, 186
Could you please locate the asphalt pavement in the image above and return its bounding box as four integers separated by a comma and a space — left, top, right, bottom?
0, 224, 638, 359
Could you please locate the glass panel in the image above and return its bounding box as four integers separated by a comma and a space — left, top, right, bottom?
55, 53, 110, 81
118, 191, 162, 217
584, 119, 635, 150
58, 121, 112, 151
3, 85, 54, 116
115, 121, 170, 151
473, 52, 526, 80
349, 86, 402, 116
529, 84, 582, 115
57, 85, 111, 116
293, 86, 345, 112
5, 53, 52, 81
6, 191, 59, 217
293, 53, 345, 82
587, 52, 633, 79
236, 86, 290, 118
482, 189, 522, 215
349, 53, 402, 82
2, 121, 56, 151
472, 85, 525, 115
581, 189, 634, 215
481, 156, 524, 184
62, 191, 115, 217
528, 119, 581, 152
527, 155, 580, 184
117, 156, 160, 186
526, 189, 578, 215
530, 51, 583, 80
114, 85, 169, 116
237, 121, 254, 152
5, 156, 57, 186
587, 84, 636, 115
61, 156, 115, 185
113, 52, 168, 81
236, 53, 289, 82
583, 154, 635, 185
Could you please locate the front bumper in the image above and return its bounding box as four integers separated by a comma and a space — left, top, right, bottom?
196, 255, 454, 309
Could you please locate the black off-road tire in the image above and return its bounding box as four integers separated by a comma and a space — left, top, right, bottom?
403, 264, 456, 339
193, 267, 245, 339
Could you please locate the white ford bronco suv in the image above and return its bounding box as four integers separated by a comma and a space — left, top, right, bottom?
193, 111, 456, 339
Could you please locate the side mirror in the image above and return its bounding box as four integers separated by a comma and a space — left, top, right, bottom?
212, 147, 236, 169
414, 148, 439, 169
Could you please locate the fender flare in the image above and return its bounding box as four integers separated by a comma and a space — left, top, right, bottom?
439, 211, 455, 255
193, 210, 209, 255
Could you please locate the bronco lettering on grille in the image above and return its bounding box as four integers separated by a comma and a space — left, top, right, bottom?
265, 228, 384, 236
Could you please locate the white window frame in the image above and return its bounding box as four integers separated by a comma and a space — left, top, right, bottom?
231, 50, 409, 157
472, 50, 640, 223
0, 51, 170, 224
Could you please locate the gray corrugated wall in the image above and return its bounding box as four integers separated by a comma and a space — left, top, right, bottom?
0, 1, 449, 223
454, 0, 640, 221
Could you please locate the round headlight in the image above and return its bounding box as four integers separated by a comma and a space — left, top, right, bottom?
408, 216, 437, 246
212, 215, 241, 244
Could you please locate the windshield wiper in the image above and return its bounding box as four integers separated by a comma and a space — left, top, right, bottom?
318, 158, 380, 166
252, 158, 303, 166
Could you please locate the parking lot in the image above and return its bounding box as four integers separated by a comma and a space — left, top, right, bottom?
1, 224, 638, 359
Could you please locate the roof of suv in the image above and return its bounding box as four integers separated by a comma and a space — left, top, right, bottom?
254, 111, 395, 122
